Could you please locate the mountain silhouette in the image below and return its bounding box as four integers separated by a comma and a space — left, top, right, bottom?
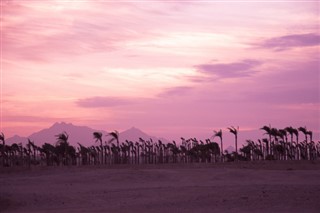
120, 127, 152, 142
5, 135, 28, 145
119, 127, 169, 144
225, 145, 235, 153
6, 122, 166, 146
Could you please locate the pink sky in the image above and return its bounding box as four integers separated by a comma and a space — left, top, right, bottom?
1, 0, 319, 144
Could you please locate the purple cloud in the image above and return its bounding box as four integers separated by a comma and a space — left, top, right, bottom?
258, 33, 320, 51
241, 60, 320, 104
195, 59, 262, 78
3, 116, 66, 123
158, 86, 193, 97
246, 87, 319, 104
77, 97, 132, 108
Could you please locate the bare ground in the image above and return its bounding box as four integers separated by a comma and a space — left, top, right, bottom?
1, 161, 320, 213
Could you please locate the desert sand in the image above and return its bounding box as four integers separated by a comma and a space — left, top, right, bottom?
1, 161, 320, 213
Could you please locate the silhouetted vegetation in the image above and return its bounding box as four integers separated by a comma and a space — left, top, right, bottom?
0, 125, 319, 167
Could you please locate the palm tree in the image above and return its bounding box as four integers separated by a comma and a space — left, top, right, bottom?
259, 138, 269, 159
213, 129, 223, 161
93, 132, 103, 164
56, 131, 69, 144
27, 139, 38, 165
107, 130, 119, 163
260, 125, 272, 155
284, 126, 296, 160
278, 129, 287, 143
55, 131, 69, 165
26, 139, 33, 167
206, 141, 220, 162
307, 130, 313, 142
270, 127, 280, 143
240, 141, 251, 161
227, 126, 239, 157
107, 130, 119, 146
285, 126, 295, 144
0, 132, 5, 166
278, 129, 288, 160
42, 143, 56, 166
292, 128, 299, 143
9, 143, 20, 166
298, 127, 308, 143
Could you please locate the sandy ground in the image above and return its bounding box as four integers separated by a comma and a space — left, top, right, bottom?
1, 161, 320, 213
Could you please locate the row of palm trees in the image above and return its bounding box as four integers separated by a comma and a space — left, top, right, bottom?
0, 125, 319, 167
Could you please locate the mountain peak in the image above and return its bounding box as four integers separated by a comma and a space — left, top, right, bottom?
128, 126, 141, 131
52, 122, 73, 127
6, 123, 166, 146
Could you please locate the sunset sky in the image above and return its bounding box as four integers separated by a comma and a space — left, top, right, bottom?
2, 0, 319, 143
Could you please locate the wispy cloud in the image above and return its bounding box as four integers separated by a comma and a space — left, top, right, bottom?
76, 97, 133, 108
2, 1, 156, 62
257, 33, 320, 51
195, 59, 262, 79
3, 115, 65, 123
246, 86, 319, 105
157, 86, 193, 97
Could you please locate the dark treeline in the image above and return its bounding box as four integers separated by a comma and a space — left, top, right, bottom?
0, 125, 319, 167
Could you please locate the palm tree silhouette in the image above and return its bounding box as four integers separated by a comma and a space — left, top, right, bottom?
307, 130, 313, 142
0, 132, 5, 166
259, 138, 269, 159
27, 139, 38, 165
284, 126, 297, 159
298, 127, 308, 143
213, 129, 223, 161
56, 131, 69, 144
26, 139, 34, 167
55, 131, 69, 165
278, 129, 287, 143
285, 126, 296, 144
260, 125, 273, 155
42, 143, 56, 166
107, 130, 119, 164
227, 126, 239, 160
107, 130, 119, 146
93, 132, 103, 164
292, 128, 299, 143
270, 127, 280, 143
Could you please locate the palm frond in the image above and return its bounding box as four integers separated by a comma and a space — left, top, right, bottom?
0, 132, 4, 142
260, 125, 272, 135
213, 129, 222, 139
93, 132, 103, 143
55, 131, 69, 144
227, 126, 238, 135
298, 127, 307, 134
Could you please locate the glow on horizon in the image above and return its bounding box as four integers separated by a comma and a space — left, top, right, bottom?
1, 0, 319, 142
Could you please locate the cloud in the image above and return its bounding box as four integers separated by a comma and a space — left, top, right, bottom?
195, 59, 262, 79
246, 60, 320, 104
76, 97, 133, 108
157, 86, 193, 97
2, 1, 156, 62
257, 33, 320, 51
3, 115, 63, 123
246, 87, 319, 105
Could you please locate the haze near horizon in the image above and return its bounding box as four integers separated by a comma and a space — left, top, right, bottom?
2, 0, 319, 141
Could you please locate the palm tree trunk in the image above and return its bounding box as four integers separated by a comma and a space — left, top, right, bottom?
220, 138, 223, 162
2, 142, 5, 166
235, 135, 238, 154
268, 135, 272, 155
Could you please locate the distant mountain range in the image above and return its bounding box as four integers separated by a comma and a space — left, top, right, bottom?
6, 122, 236, 152
6, 122, 169, 146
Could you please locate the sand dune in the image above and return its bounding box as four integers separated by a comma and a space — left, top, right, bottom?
1, 161, 320, 213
